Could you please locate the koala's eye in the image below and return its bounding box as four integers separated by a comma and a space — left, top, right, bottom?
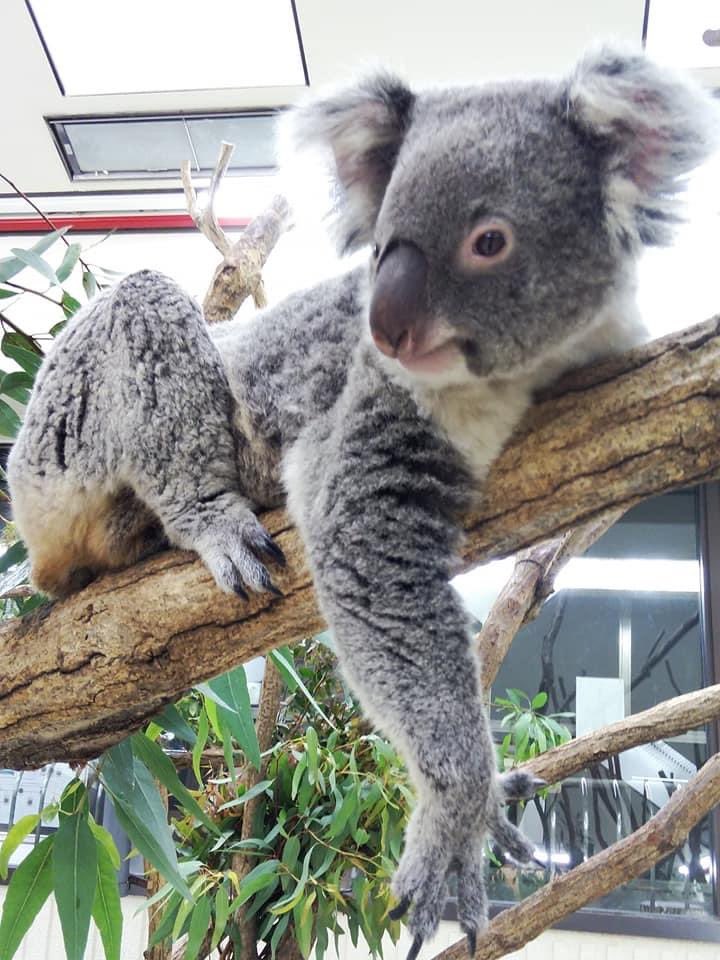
458, 218, 515, 273
473, 230, 506, 257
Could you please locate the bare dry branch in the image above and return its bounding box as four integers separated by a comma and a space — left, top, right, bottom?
2, 316, 720, 768
180, 142, 235, 257
435, 751, 720, 960
478, 508, 624, 690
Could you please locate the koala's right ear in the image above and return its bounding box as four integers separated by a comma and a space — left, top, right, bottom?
279, 74, 415, 253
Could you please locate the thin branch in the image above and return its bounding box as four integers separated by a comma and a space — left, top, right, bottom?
518, 682, 720, 786
478, 509, 624, 690
437, 751, 720, 960
0, 171, 92, 272
180, 143, 235, 258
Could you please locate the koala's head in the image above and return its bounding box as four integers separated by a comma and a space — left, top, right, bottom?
284, 49, 717, 383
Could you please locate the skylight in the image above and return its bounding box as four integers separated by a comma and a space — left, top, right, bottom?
26, 0, 307, 96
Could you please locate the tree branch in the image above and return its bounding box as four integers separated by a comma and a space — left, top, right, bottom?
181, 144, 290, 321
437, 751, 720, 960
2, 315, 720, 768
517, 682, 720, 786
478, 508, 624, 690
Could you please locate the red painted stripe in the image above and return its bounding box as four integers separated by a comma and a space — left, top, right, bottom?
0, 213, 251, 233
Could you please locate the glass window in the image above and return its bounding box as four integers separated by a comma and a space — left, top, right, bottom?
466, 489, 718, 932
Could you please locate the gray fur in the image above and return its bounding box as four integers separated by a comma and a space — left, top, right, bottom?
8, 48, 717, 949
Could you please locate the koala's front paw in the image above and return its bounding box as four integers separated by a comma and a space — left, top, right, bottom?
194, 503, 286, 599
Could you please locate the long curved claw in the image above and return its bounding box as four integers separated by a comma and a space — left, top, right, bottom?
389, 895, 412, 922
466, 929, 477, 957
406, 935, 423, 960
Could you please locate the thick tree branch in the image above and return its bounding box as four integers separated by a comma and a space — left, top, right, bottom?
1, 315, 720, 768
438, 751, 720, 960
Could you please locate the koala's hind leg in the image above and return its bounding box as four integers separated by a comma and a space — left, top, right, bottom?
9, 270, 284, 598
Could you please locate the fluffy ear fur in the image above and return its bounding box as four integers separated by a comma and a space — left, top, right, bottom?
567, 47, 720, 249
279, 74, 415, 253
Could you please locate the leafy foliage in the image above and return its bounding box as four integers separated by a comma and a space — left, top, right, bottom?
495, 688, 573, 763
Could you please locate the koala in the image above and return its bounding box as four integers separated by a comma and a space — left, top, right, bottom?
8, 49, 717, 955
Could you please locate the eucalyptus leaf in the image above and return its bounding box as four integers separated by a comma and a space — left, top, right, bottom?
154, 704, 197, 746
0, 540, 28, 576
211, 885, 230, 951
53, 783, 97, 960
0, 399, 22, 439
100, 742, 192, 900
10, 248, 59, 286
1, 339, 42, 377
56, 243, 82, 283
92, 842, 123, 960
232, 859, 280, 907
200, 667, 260, 769
130, 733, 219, 834
183, 895, 212, 960
0, 833, 54, 960
0, 813, 41, 881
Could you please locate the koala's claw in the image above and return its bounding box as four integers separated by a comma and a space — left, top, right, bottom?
406, 936, 423, 960
389, 896, 411, 922
465, 929, 477, 957
257, 531, 287, 568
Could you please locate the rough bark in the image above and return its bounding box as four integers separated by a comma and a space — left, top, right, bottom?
438, 751, 720, 960
2, 316, 720, 769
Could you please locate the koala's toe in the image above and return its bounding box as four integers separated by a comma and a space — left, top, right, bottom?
498, 769, 546, 801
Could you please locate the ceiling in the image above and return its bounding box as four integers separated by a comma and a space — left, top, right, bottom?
0, 0, 717, 217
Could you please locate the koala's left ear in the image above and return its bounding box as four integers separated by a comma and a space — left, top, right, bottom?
567, 47, 719, 247
279, 74, 415, 252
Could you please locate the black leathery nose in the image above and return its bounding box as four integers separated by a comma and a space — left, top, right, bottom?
369, 241, 428, 354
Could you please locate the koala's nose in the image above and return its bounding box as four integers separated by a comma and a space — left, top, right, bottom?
369, 241, 428, 358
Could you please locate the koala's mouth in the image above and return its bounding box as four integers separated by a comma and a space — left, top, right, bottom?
396, 338, 463, 374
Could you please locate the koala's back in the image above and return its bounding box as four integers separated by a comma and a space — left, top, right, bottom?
211, 266, 368, 507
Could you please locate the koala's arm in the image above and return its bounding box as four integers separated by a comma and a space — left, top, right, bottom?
285, 352, 539, 952
8, 270, 284, 598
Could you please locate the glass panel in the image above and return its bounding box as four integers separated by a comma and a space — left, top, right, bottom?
186, 115, 277, 170
479, 489, 715, 918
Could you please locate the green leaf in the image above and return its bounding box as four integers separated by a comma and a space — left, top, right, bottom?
53, 783, 97, 960
29, 228, 70, 255
60, 291, 82, 320
531, 691, 548, 710
1, 339, 43, 377
211, 886, 230, 952
328, 788, 357, 840
92, 842, 123, 960
192, 707, 209, 784
306, 727, 319, 785
130, 734, 219, 834
0, 287, 18, 300
271, 847, 314, 915
56, 243, 82, 283
0, 399, 22, 439
10, 248, 59, 286
0, 814, 41, 881
147, 891, 182, 948
154, 704, 197, 746
100, 742, 192, 900
0, 833, 54, 960
199, 667, 260, 769
293, 889, 316, 959
0, 541, 28, 576
88, 820, 121, 871
83, 269, 98, 299
217, 779, 273, 812
270, 912, 290, 959
183, 895, 212, 960
269, 649, 336, 728
232, 859, 280, 907
1, 370, 33, 403
0, 257, 26, 284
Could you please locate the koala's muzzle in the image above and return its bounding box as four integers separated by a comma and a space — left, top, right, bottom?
369, 241, 429, 359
